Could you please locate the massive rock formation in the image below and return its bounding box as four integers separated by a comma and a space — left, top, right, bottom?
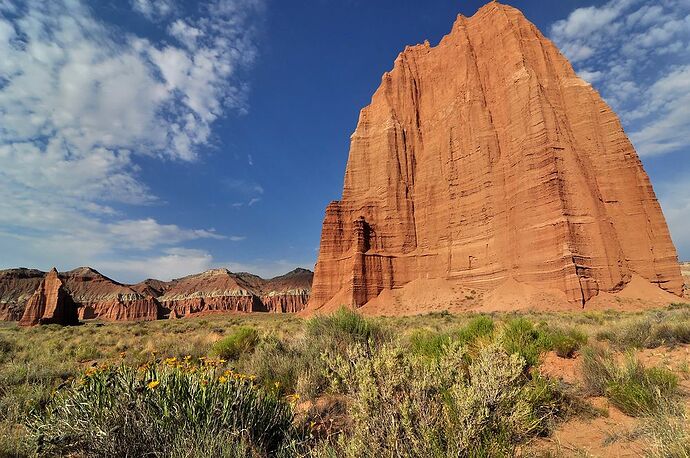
1, 266, 313, 324
19, 268, 74, 326
307, 1, 683, 313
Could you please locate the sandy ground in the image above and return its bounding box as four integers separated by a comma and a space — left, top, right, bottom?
341, 274, 688, 317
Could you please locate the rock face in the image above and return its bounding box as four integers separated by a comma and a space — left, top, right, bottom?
0, 268, 45, 320
19, 268, 74, 326
308, 1, 683, 313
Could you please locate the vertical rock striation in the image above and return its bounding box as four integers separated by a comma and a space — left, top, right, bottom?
308, 1, 683, 313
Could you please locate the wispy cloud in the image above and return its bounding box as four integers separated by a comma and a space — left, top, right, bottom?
550, 0, 690, 157
0, 0, 263, 276
223, 177, 264, 207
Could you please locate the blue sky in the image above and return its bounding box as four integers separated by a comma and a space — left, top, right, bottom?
0, 0, 688, 282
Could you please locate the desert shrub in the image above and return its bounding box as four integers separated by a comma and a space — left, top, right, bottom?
210, 326, 259, 360
455, 315, 495, 344
606, 355, 678, 417
322, 341, 566, 457
500, 318, 551, 368
236, 336, 313, 396
548, 327, 588, 358
27, 360, 296, 457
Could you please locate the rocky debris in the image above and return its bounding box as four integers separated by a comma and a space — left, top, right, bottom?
19, 268, 74, 326
0, 268, 45, 321
681, 262, 690, 297
307, 1, 683, 314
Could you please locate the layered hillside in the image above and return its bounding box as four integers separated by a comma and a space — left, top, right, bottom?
261, 268, 313, 313
0, 269, 45, 320
158, 269, 262, 318
307, 1, 683, 314
62, 268, 158, 321
1, 266, 313, 325
157, 268, 313, 317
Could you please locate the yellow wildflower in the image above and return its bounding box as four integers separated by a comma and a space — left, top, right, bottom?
218, 376, 228, 384
147, 380, 160, 389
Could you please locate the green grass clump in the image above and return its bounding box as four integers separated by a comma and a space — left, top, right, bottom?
596, 312, 690, 350
606, 357, 678, 417
548, 327, 588, 358
408, 316, 495, 360
306, 307, 385, 350
210, 326, 259, 360
455, 315, 495, 344
28, 361, 296, 457
581, 346, 679, 417
408, 330, 451, 359
648, 322, 690, 348
501, 318, 552, 368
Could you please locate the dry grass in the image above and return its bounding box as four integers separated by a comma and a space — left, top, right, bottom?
0, 304, 689, 457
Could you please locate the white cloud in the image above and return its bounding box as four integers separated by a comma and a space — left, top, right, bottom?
550, 0, 690, 157
100, 248, 215, 281
98, 248, 311, 283
131, 0, 176, 21
0, 0, 262, 277
577, 69, 603, 84
223, 177, 264, 207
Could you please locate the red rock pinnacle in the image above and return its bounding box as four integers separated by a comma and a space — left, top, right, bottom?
307, 2, 683, 313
